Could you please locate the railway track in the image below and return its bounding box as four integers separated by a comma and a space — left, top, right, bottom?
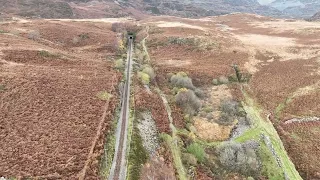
108, 36, 133, 180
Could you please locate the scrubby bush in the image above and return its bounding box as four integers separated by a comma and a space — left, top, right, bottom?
78, 33, 89, 40
142, 66, 156, 80
206, 113, 214, 120
194, 88, 205, 98
96, 91, 112, 101
0, 84, 5, 91
203, 105, 214, 113
218, 76, 229, 84
38, 50, 59, 58
28, 30, 40, 40
175, 89, 201, 115
115, 59, 124, 70
217, 141, 260, 176
172, 87, 180, 95
218, 115, 233, 125
0, 29, 8, 33
228, 74, 238, 82
182, 153, 198, 166
72, 36, 80, 44
187, 143, 206, 163
220, 100, 239, 117
166, 72, 174, 80
212, 79, 219, 85
138, 72, 150, 85
170, 72, 195, 90
111, 22, 125, 32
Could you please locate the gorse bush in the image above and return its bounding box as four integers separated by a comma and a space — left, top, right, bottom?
175, 89, 201, 115
142, 66, 155, 81
138, 72, 150, 85
170, 72, 195, 90
187, 143, 206, 163
115, 59, 124, 70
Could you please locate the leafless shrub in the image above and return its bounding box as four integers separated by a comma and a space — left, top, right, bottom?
111, 22, 125, 32
218, 112, 235, 125
170, 72, 195, 90
217, 141, 260, 176
217, 100, 239, 125
175, 89, 201, 115
28, 30, 40, 40
72, 36, 80, 44
220, 100, 239, 116
218, 76, 229, 84
194, 88, 204, 98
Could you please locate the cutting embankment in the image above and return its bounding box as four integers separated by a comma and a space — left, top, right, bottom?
218, 14, 320, 179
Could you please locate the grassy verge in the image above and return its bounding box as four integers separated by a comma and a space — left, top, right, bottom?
127, 113, 148, 180
99, 104, 121, 179
258, 141, 284, 180
177, 128, 221, 148
161, 133, 188, 180
235, 91, 302, 180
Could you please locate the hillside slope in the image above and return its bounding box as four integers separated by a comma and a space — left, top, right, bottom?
0, 0, 283, 19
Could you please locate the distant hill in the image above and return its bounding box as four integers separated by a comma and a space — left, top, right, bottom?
0, 0, 73, 18
268, 0, 320, 18
0, 0, 284, 19
310, 11, 320, 21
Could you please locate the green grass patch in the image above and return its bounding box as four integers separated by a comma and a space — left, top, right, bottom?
177, 128, 220, 148
38, 50, 60, 58
187, 143, 206, 163
97, 91, 113, 101
0, 29, 8, 33
78, 33, 89, 40
161, 133, 188, 180
275, 97, 293, 122
0, 84, 6, 91
99, 105, 120, 179
240, 91, 302, 180
259, 141, 284, 180
127, 125, 148, 180
234, 128, 260, 143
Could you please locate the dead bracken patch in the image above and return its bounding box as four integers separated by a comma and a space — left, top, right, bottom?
194, 118, 234, 141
